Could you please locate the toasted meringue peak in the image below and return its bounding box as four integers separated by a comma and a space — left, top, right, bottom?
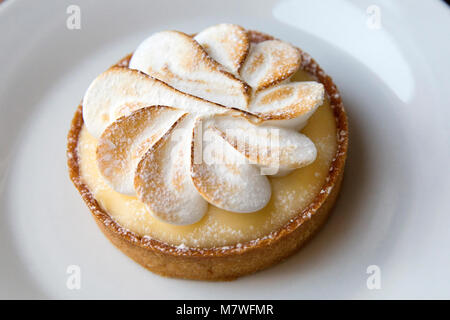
83, 67, 226, 138
211, 115, 317, 174
191, 119, 272, 213
129, 30, 250, 110
194, 24, 249, 74
81, 24, 327, 225
135, 115, 208, 225
97, 106, 185, 195
240, 40, 301, 91
250, 82, 324, 130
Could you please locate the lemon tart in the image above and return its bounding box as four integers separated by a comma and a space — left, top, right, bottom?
67, 24, 348, 280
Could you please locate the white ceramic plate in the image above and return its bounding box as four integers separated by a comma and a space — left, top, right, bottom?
1, 0, 449, 299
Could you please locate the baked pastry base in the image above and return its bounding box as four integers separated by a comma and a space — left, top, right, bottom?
67, 31, 348, 280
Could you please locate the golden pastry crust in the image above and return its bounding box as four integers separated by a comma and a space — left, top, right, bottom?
67, 30, 348, 281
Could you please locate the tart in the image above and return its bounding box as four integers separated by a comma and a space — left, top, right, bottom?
67, 24, 348, 280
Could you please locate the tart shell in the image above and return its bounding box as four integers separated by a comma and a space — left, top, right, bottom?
67, 31, 348, 281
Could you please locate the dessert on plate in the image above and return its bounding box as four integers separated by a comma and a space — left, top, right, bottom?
67, 24, 348, 280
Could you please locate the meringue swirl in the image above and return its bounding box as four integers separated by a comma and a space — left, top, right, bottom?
82, 24, 324, 225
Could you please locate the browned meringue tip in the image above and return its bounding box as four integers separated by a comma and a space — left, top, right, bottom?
96, 106, 185, 195
134, 114, 208, 225
194, 23, 250, 74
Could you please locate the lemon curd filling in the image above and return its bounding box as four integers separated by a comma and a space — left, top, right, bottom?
78, 70, 337, 248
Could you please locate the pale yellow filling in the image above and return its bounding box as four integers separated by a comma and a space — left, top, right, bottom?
77, 70, 337, 248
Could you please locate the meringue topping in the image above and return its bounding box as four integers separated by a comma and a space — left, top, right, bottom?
211, 115, 317, 173
250, 82, 325, 129
194, 24, 249, 74
240, 40, 301, 91
82, 24, 325, 225
83, 67, 227, 139
135, 115, 208, 225
97, 106, 185, 195
129, 30, 250, 110
191, 118, 272, 213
